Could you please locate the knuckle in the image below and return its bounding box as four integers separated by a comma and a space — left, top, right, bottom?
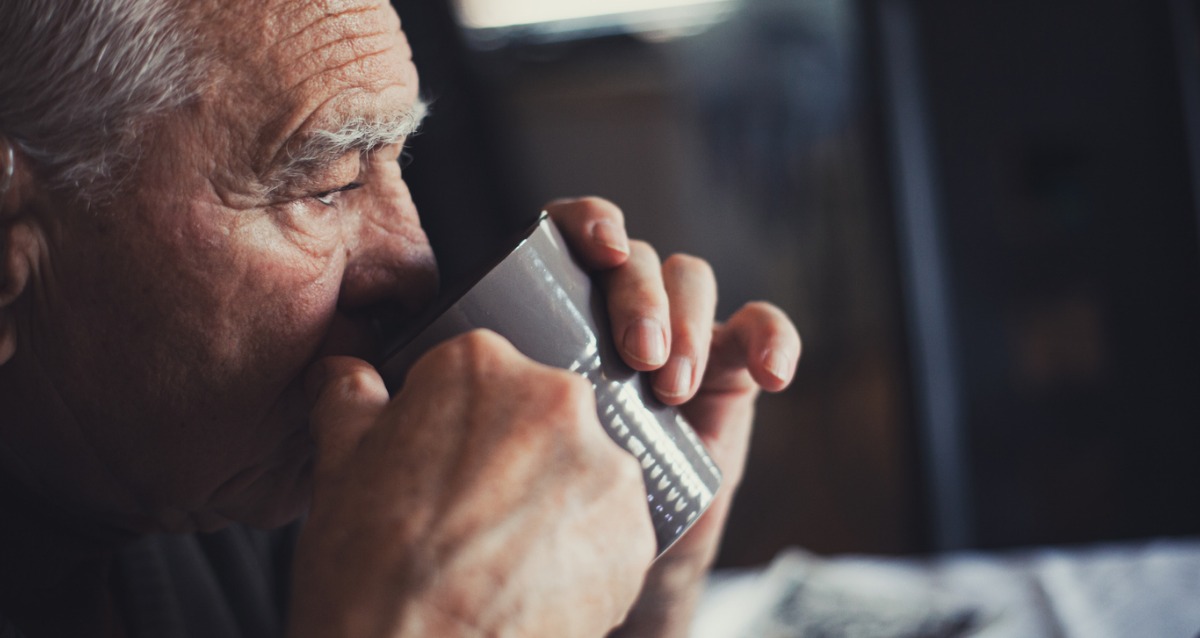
332, 367, 381, 400
547, 196, 625, 227
582, 438, 645, 500
737, 300, 786, 331
672, 330, 700, 357
732, 301, 803, 355
541, 370, 597, 427
577, 196, 624, 223
669, 324, 702, 353
741, 299, 780, 317
414, 330, 518, 389
455, 327, 511, 355
434, 329, 510, 369
536, 373, 610, 460
564, 370, 598, 405
664, 252, 714, 281
627, 239, 660, 263
742, 300, 800, 337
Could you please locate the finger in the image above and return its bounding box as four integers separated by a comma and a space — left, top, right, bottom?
544, 197, 631, 269
305, 356, 389, 476
652, 254, 717, 404
604, 240, 670, 371
705, 302, 801, 394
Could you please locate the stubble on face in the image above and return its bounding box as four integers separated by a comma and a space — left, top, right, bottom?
3, 0, 434, 533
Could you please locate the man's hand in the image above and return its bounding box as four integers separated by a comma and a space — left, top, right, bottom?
290, 332, 656, 638
546, 197, 802, 638
291, 196, 798, 638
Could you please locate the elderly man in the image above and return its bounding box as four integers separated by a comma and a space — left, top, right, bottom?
0, 0, 800, 636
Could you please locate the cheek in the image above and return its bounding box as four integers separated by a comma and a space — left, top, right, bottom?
191, 223, 346, 398
48, 210, 347, 492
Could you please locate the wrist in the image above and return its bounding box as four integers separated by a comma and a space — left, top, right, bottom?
608, 557, 710, 638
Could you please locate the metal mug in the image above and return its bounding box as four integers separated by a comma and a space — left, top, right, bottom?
377, 212, 722, 555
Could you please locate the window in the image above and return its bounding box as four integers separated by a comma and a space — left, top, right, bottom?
454, 0, 737, 40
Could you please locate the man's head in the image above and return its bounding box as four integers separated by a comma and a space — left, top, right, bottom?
0, 0, 437, 534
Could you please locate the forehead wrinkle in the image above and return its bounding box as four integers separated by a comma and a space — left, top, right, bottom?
276, 2, 386, 46
288, 0, 385, 25
241, 44, 408, 169
268, 2, 400, 89
263, 11, 408, 111
252, 35, 413, 169
272, 3, 391, 71
250, 25, 416, 178
196, 0, 417, 195
282, 29, 398, 99
256, 0, 386, 41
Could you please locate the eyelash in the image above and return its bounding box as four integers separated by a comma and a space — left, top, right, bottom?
313, 182, 363, 207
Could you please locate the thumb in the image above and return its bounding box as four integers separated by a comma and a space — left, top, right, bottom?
306, 355, 389, 476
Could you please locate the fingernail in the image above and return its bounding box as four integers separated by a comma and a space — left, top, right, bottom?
656, 356, 694, 398
624, 318, 667, 366
591, 220, 629, 255
763, 349, 793, 382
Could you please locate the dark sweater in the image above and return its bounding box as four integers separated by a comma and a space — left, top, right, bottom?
0, 524, 298, 638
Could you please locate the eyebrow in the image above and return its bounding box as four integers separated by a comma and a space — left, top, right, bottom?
263, 98, 428, 194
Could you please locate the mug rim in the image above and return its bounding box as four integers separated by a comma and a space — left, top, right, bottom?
375, 211, 550, 368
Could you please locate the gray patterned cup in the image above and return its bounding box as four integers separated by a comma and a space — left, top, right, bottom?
377, 212, 722, 555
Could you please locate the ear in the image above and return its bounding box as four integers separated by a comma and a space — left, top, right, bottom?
0, 141, 39, 366
0, 225, 37, 365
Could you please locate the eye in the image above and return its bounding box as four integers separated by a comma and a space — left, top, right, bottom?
312, 182, 363, 207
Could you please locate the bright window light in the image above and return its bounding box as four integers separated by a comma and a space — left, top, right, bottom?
455, 0, 736, 31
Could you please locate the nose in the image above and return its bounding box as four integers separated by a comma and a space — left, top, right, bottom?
337, 179, 439, 325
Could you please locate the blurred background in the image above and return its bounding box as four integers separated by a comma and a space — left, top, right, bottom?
391, 0, 1200, 567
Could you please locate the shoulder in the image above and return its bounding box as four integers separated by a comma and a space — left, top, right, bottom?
114, 522, 301, 638
0, 615, 25, 638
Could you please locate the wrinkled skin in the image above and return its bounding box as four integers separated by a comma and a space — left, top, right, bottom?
0, 0, 437, 533
0, 0, 800, 636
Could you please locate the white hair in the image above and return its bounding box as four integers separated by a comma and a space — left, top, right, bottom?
0, 0, 204, 200
266, 101, 430, 195
305, 102, 429, 164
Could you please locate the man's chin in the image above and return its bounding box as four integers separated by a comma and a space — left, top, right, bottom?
148, 460, 314, 535
140, 495, 307, 535
212, 501, 309, 532
206, 467, 313, 532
